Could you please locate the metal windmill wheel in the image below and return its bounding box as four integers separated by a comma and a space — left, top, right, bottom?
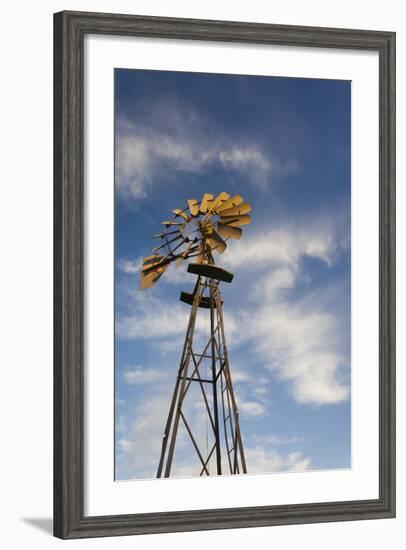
140, 192, 251, 289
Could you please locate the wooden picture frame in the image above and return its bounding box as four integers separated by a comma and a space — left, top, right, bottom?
54, 10, 396, 539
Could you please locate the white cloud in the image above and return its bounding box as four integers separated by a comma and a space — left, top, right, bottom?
122, 366, 167, 385
251, 433, 305, 446
162, 264, 191, 285
218, 147, 271, 189
116, 390, 172, 479
222, 219, 342, 272
116, 292, 190, 340
116, 289, 240, 346
230, 369, 249, 383
238, 400, 266, 417
116, 102, 272, 199
223, 219, 350, 406
245, 447, 311, 474
245, 298, 349, 405
169, 446, 311, 478
117, 258, 141, 274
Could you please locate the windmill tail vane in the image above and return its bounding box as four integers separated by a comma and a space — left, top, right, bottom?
138, 192, 251, 478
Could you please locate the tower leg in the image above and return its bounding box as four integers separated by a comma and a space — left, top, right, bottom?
213, 282, 247, 474
210, 281, 222, 475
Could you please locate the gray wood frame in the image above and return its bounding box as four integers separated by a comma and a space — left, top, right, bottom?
54, 10, 396, 539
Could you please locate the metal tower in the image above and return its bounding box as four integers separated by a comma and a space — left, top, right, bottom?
139, 192, 251, 477
157, 261, 247, 477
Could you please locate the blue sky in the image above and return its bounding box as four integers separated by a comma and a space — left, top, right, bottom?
114, 68, 351, 480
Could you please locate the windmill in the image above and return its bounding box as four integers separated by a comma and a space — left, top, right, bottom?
139, 192, 251, 477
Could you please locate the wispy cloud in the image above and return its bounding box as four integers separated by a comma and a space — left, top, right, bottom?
116, 101, 272, 200
250, 433, 305, 446
222, 216, 347, 272
245, 447, 311, 474
122, 366, 168, 385
238, 400, 266, 417
117, 297, 189, 340
117, 258, 141, 274
247, 296, 349, 405
223, 218, 350, 406
116, 289, 239, 345
116, 389, 173, 479
169, 447, 311, 478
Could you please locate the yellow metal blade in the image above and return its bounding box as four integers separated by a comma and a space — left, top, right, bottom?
219, 214, 251, 227
208, 230, 227, 254
217, 202, 251, 217
139, 262, 169, 289
187, 199, 200, 217
216, 222, 242, 240
172, 208, 189, 221
140, 270, 160, 289
207, 191, 230, 214
199, 193, 214, 213
142, 253, 161, 263
139, 272, 155, 289
141, 261, 162, 273
141, 254, 164, 271
214, 194, 244, 213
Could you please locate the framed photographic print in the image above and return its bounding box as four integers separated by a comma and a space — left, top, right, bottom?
54, 10, 396, 539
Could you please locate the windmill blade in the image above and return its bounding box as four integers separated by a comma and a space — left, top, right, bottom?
141, 254, 164, 271
208, 230, 227, 254
187, 199, 200, 217
207, 191, 230, 214
219, 214, 251, 227
214, 194, 244, 213
199, 193, 214, 213
142, 256, 172, 275
140, 261, 169, 289
216, 222, 242, 240
140, 270, 156, 289
172, 208, 189, 221
217, 202, 251, 217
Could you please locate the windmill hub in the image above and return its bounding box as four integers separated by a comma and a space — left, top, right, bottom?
199, 219, 214, 238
